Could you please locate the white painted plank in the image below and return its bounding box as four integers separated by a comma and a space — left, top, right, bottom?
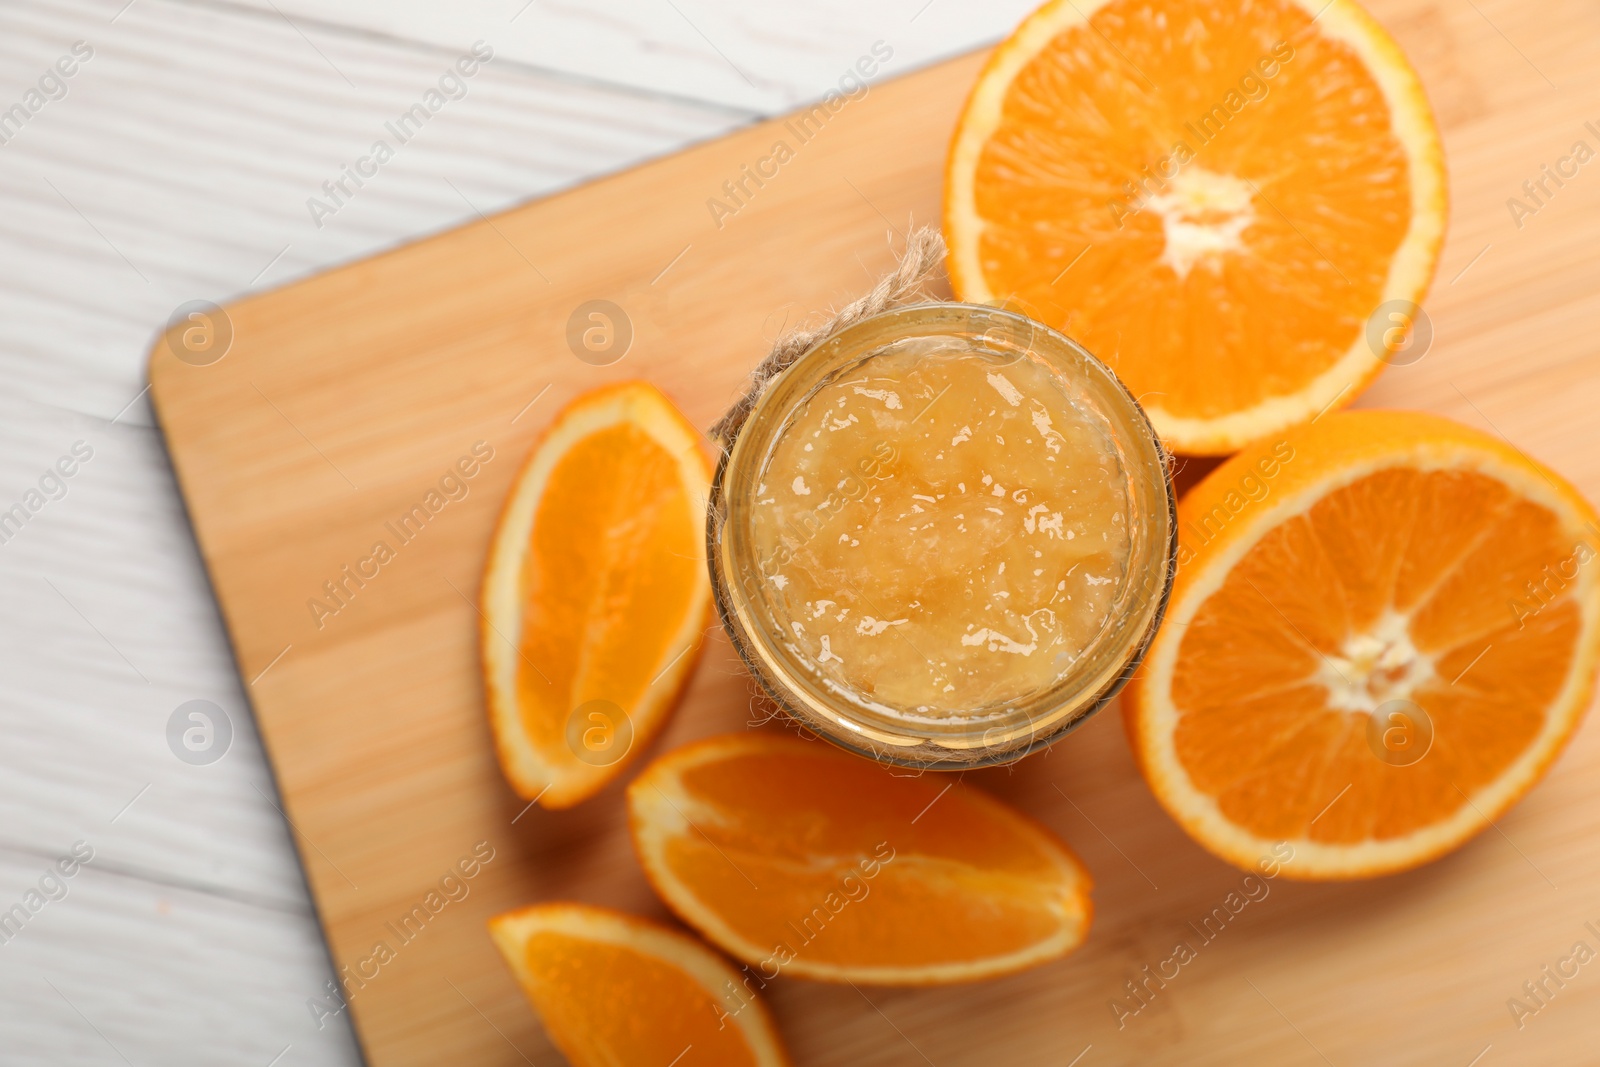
0, 0, 741, 423
216, 0, 1032, 113
0, 396, 314, 903
0, 849, 361, 1066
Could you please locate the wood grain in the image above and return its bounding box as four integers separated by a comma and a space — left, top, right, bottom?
149, 3, 1600, 1064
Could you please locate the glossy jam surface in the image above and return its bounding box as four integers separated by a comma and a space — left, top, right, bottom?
748, 339, 1133, 715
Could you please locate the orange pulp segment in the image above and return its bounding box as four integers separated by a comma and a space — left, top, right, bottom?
489, 902, 790, 1067
481, 382, 712, 808
628, 733, 1093, 984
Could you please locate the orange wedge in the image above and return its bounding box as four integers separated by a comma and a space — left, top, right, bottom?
1126, 411, 1600, 878
627, 733, 1093, 984
945, 0, 1447, 454
481, 382, 712, 808
489, 902, 791, 1067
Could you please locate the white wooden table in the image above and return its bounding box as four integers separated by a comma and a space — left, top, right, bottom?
0, 2, 1040, 1062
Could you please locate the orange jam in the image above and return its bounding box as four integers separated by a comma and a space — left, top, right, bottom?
710, 304, 1174, 766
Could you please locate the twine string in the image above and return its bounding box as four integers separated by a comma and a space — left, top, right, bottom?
709, 226, 947, 449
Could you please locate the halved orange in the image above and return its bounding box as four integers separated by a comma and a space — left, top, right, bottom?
1126, 411, 1600, 878
946, 0, 1447, 454
627, 733, 1093, 984
489, 902, 791, 1067
481, 382, 712, 808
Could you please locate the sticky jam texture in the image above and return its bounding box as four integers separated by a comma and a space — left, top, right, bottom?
750, 340, 1132, 715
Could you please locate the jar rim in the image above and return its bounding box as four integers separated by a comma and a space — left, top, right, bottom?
707, 301, 1177, 768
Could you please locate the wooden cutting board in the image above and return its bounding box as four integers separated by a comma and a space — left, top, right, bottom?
149, 2, 1600, 1062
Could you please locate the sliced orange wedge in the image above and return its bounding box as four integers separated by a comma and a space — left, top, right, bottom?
945, 0, 1447, 454
1126, 411, 1600, 878
489, 902, 791, 1067
627, 733, 1093, 984
481, 382, 712, 809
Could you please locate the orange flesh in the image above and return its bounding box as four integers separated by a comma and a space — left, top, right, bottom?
971, 0, 1411, 421
661, 746, 1077, 968
523, 931, 760, 1066
1172, 467, 1581, 842
517, 423, 701, 754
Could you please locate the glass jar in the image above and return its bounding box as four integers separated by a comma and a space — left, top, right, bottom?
708, 303, 1175, 768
